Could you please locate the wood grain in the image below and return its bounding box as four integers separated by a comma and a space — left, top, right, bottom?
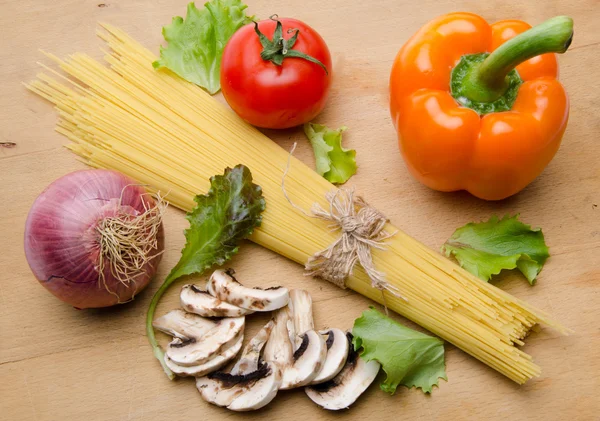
1, 0, 599, 420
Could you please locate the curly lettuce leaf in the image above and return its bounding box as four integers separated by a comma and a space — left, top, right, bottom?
304, 123, 357, 184
352, 307, 446, 394
442, 215, 549, 284
166, 165, 265, 282
153, 1, 252, 94
147, 165, 265, 379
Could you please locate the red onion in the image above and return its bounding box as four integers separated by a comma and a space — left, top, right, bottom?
24, 169, 165, 309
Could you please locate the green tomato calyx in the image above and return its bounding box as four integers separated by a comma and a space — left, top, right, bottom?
254, 15, 328, 74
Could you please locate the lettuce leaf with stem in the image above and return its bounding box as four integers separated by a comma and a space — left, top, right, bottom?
146, 165, 265, 379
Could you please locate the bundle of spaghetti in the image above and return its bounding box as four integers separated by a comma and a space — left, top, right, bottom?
26, 24, 568, 384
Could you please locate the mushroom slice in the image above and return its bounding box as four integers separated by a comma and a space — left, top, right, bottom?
197, 362, 281, 411
280, 330, 327, 389
207, 269, 289, 311
166, 316, 245, 367
264, 290, 327, 390
196, 321, 282, 411
180, 284, 254, 317
288, 289, 315, 339
305, 333, 381, 410
263, 306, 294, 365
281, 290, 327, 389
153, 309, 216, 339
164, 330, 244, 377
230, 320, 275, 375
310, 328, 349, 384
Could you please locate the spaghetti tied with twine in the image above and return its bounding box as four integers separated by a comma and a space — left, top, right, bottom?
281, 143, 407, 312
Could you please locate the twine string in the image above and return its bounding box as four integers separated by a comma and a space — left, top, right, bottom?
281, 143, 407, 305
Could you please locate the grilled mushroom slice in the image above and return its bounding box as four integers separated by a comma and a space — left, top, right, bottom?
180, 284, 253, 317
166, 316, 245, 367
196, 320, 282, 411
310, 328, 349, 384
207, 269, 289, 311
305, 333, 380, 410
153, 309, 216, 339
164, 331, 244, 377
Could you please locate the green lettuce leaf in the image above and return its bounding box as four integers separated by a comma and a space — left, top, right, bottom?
166, 164, 265, 282
442, 215, 549, 284
147, 165, 265, 379
304, 123, 357, 184
153, 1, 252, 94
352, 307, 447, 394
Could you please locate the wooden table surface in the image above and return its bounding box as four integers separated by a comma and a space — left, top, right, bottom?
1, 0, 599, 420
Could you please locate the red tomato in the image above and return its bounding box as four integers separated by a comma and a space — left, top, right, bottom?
221, 18, 332, 129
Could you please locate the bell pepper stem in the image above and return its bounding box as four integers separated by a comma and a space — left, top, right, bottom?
463, 16, 573, 103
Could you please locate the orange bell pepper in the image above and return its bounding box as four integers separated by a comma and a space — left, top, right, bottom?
390, 14, 573, 200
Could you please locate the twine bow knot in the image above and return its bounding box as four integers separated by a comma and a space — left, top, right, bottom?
340, 214, 361, 233
281, 142, 407, 305
305, 189, 406, 302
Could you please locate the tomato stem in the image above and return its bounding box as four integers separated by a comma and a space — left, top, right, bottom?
254, 16, 328, 74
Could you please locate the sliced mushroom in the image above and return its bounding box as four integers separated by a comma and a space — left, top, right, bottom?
166, 316, 245, 367
207, 269, 289, 311
180, 284, 254, 317
196, 321, 282, 411
282, 290, 327, 389
164, 331, 244, 377
153, 309, 244, 377
288, 289, 314, 339
264, 291, 327, 390
310, 328, 349, 384
263, 306, 294, 365
305, 333, 380, 410
153, 309, 216, 339
281, 329, 327, 389
230, 320, 275, 375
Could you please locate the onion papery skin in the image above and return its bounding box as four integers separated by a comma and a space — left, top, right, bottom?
24, 169, 164, 309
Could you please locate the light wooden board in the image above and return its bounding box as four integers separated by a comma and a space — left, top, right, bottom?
1, 0, 599, 420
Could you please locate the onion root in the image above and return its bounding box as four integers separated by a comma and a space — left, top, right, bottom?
97, 192, 167, 303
